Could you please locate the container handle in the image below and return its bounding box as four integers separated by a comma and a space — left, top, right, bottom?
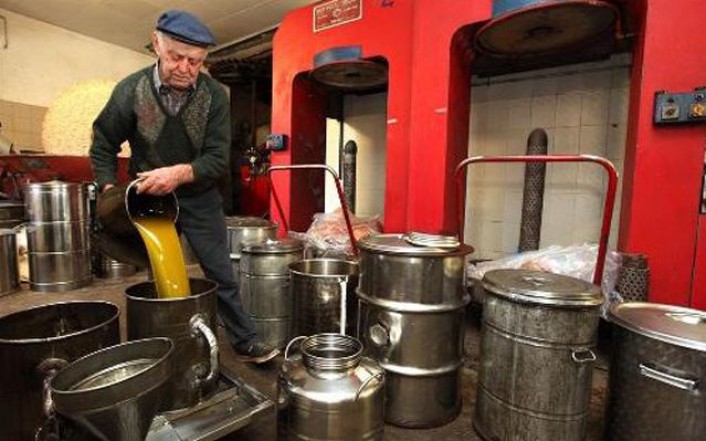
639, 363, 698, 391
571, 348, 596, 364
190, 315, 219, 387
355, 371, 384, 401
284, 336, 308, 361
36, 357, 69, 417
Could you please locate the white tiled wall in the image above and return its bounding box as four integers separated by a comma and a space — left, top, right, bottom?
465, 55, 631, 259
325, 93, 387, 220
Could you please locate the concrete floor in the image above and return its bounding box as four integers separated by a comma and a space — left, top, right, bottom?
0, 269, 612, 441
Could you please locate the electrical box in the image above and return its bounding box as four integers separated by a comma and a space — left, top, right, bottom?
654, 87, 706, 125
266, 134, 288, 151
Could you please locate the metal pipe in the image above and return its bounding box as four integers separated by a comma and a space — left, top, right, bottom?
342, 140, 358, 212
519, 129, 548, 252
268, 164, 358, 255
454, 155, 619, 285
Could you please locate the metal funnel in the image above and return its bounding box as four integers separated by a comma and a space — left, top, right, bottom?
50, 338, 174, 441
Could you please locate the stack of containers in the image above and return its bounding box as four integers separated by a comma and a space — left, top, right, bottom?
24, 181, 92, 292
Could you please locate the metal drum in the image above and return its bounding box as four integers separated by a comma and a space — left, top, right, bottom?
225, 216, 277, 285
0, 301, 120, 440
290, 259, 359, 336
605, 303, 706, 441
125, 278, 220, 411
24, 181, 92, 292
96, 253, 137, 279
0, 199, 25, 229
240, 239, 304, 349
475, 269, 602, 441
357, 234, 473, 428
0, 229, 19, 296
280, 333, 385, 441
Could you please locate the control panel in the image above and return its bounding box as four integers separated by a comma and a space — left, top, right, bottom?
266, 133, 288, 151
654, 87, 706, 125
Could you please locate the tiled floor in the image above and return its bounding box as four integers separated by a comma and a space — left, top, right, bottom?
0, 271, 611, 441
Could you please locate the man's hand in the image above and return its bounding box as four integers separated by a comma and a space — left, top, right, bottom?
136, 164, 194, 195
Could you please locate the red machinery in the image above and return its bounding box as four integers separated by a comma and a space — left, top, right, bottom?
271, 0, 706, 308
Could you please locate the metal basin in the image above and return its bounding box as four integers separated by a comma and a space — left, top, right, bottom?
0, 301, 120, 440
51, 338, 174, 441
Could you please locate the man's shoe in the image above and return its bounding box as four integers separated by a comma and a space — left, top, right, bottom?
236, 341, 280, 364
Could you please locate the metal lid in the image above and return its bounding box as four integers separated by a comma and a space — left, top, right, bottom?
482, 269, 602, 307
25, 180, 82, 190
609, 303, 706, 352
241, 238, 303, 254
225, 216, 274, 229
358, 233, 473, 256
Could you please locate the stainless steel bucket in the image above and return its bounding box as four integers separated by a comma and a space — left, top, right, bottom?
226, 217, 277, 285
95, 253, 137, 279
24, 181, 92, 292
604, 302, 706, 441
0, 229, 19, 296
474, 269, 602, 441
50, 338, 174, 441
125, 278, 219, 410
0, 199, 25, 229
240, 239, 304, 348
357, 234, 473, 428
289, 259, 359, 336
0, 301, 120, 440
280, 333, 385, 441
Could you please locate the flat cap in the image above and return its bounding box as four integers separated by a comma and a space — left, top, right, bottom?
156, 10, 215, 47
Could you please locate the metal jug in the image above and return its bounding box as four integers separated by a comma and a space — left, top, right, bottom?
279, 333, 385, 441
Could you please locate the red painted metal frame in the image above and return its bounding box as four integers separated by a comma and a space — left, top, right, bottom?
268, 164, 359, 255
454, 155, 619, 286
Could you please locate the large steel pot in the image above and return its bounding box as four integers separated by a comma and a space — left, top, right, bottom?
474, 269, 602, 441
604, 302, 706, 441
0, 199, 25, 229
357, 234, 473, 428
280, 333, 385, 440
125, 278, 219, 411
0, 228, 19, 296
240, 239, 304, 348
225, 216, 277, 285
24, 181, 92, 292
0, 301, 120, 440
50, 338, 174, 441
290, 259, 359, 336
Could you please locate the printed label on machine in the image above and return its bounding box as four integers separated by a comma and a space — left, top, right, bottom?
313, 0, 363, 32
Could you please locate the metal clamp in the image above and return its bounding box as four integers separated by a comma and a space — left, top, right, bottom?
190, 315, 219, 387
571, 348, 597, 364
284, 336, 308, 361
639, 363, 698, 391
355, 372, 384, 401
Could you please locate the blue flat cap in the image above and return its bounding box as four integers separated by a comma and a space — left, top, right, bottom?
156, 10, 215, 47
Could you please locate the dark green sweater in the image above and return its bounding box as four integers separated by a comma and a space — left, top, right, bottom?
90, 66, 231, 197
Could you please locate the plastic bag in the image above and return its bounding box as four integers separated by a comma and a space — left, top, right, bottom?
467, 244, 621, 316
288, 208, 382, 257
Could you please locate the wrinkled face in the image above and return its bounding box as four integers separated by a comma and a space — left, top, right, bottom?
152, 31, 207, 90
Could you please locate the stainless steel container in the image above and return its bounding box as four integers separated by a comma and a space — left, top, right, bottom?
240, 239, 304, 348
0, 301, 120, 440
280, 333, 385, 441
226, 216, 277, 285
125, 278, 220, 411
604, 302, 706, 441
50, 338, 174, 441
0, 200, 25, 229
290, 259, 359, 336
357, 234, 473, 428
24, 181, 92, 292
475, 269, 602, 441
0, 229, 19, 296
96, 253, 138, 278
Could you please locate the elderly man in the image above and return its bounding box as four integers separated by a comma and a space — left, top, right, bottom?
90, 10, 278, 363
